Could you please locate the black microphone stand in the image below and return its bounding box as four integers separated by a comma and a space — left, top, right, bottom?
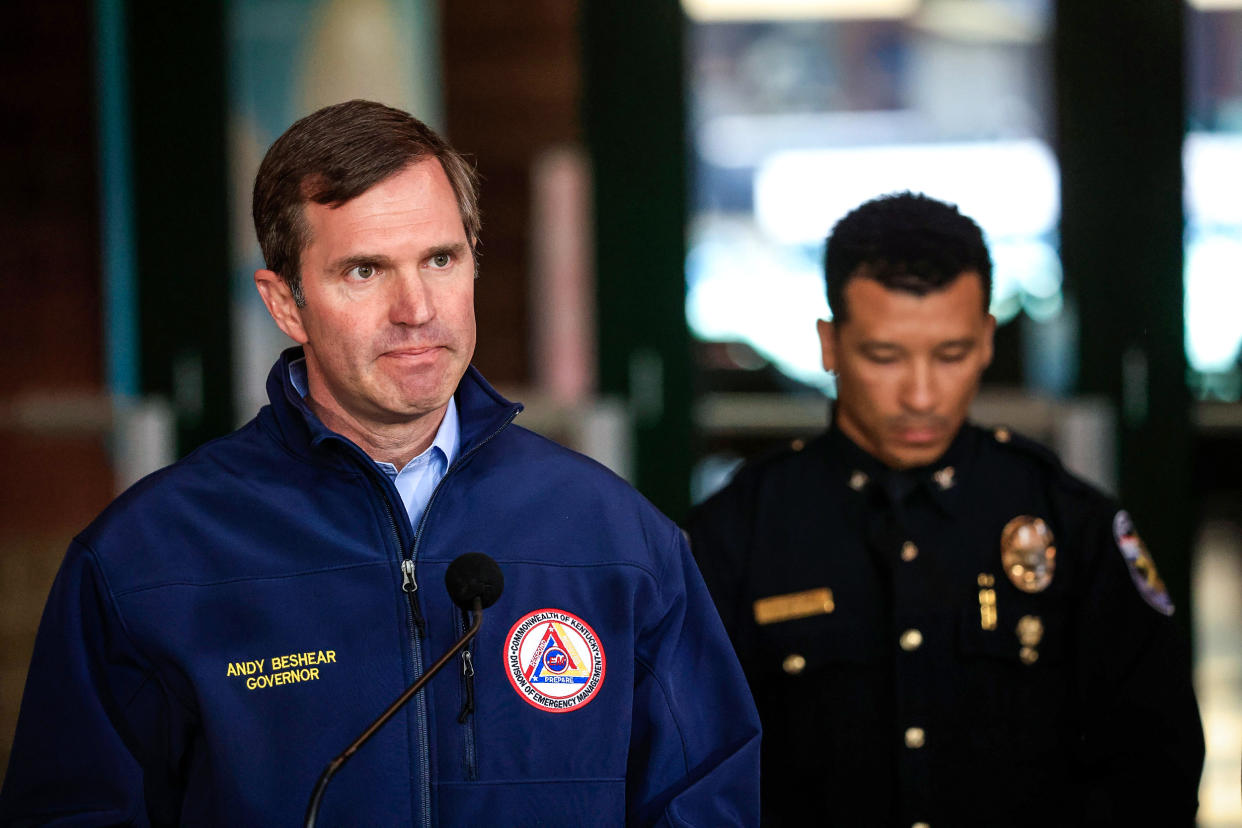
304, 597, 483, 828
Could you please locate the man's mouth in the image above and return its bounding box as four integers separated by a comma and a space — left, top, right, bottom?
381, 346, 444, 362
892, 421, 945, 446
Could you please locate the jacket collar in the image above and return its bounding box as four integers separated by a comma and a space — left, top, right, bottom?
263, 346, 523, 464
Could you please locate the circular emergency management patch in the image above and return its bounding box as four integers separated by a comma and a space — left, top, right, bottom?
505, 608, 606, 713
1113, 510, 1175, 616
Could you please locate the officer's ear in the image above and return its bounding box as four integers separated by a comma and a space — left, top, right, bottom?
817, 318, 837, 374
981, 312, 997, 368
255, 269, 309, 345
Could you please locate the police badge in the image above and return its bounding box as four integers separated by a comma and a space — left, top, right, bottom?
1000, 516, 1056, 593
1113, 510, 1175, 616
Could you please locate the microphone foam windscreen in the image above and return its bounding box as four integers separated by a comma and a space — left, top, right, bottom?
444, 552, 504, 610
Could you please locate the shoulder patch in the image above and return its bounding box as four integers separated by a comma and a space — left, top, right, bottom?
1113, 511, 1174, 616
505, 608, 606, 712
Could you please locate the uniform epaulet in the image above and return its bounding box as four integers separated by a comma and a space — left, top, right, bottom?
985, 424, 1109, 504
747, 434, 822, 471
986, 425, 1061, 468
700, 434, 820, 503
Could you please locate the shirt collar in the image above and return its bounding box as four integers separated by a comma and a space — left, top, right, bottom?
827, 415, 979, 513
289, 356, 310, 398
287, 355, 461, 472
428, 395, 461, 470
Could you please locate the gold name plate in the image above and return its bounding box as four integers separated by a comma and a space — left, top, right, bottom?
753, 587, 835, 625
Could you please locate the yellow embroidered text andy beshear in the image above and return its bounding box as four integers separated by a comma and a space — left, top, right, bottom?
226, 650, 337, 690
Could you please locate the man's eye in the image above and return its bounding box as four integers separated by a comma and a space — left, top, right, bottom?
938, 349, 970, 363
349, 264, 377, 280
430, 253, 452, 269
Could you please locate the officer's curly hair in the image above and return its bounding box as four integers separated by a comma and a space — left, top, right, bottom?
824, 191, 991, 322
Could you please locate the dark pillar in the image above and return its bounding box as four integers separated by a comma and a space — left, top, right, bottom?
583, 1, 691, 520
1055, 2, 1191, 623
127, 1, 234, 452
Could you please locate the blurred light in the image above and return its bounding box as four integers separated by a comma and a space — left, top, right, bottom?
993, 238, 1061, 297
1187, 0, 1242, 9
754, 139, 1059, 245
912, 0, 1047, 43
990, 293, 1023, 325
682, 0, 919, 22
686, 221, 831, 391
1185, 234, 1242, 372
700, 111, 928, 169
991, 238, 1061, 322
1185, 133, 1242, 227
1022, 291, 1063, 322
724, 342, 769, 370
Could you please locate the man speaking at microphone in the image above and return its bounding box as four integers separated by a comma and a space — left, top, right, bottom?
1, 100, 760, 826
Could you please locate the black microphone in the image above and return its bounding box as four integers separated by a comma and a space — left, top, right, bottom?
444, 551, 504, 611
304, 553, 504, 828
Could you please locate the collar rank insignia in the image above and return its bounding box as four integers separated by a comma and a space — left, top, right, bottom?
505, 609, 606, 712
848, 470, 869, 491
1000, 515, 1056, 593
933, 465, 956, 490
1113, 510, 1174, 616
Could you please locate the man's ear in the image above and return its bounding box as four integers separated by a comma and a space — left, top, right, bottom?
254, 269, 309, 344
982, 312, 997, 368
816, 318, 837, 373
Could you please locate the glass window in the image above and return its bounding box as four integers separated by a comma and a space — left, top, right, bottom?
684, 0, 1056, 499
1186, 4, 1242, 401
685, 0, 1057, 396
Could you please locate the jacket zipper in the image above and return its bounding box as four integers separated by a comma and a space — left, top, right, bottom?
317, 381, 519, 827
454, 598, 476, 726
401, 558, 427, 637
455, 602, 479, 779
457, 648, 475, 723
458, 647, 478, 779
406, 404, 520, 796
371, 484, 433, 828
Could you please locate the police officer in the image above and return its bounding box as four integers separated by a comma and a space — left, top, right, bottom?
687, 192, 1204, 826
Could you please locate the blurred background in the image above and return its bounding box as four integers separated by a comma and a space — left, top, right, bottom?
1, 0, 1239, 820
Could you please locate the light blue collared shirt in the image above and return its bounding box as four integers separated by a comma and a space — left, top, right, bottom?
290, 358, 460, 525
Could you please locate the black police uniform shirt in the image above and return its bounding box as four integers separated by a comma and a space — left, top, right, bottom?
687, 422, 1204, 827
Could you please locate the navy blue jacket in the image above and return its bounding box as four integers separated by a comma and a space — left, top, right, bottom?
2, 349, 760, 826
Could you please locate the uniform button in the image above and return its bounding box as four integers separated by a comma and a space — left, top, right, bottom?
994, 426, 1012, 443
782, 653, 807, 675
848, 470, 869, 491
790, 438, 805, 451
904, 727, 925, 749
913, 823, 930, 828
901, 541, 918, 562
899, 629, 923, 651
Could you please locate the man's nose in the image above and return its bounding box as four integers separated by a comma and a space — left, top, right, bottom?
900, 360, 937, 412
390, 272, 435, 326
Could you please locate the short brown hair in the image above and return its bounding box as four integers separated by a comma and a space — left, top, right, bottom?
252, 99, 481, 305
